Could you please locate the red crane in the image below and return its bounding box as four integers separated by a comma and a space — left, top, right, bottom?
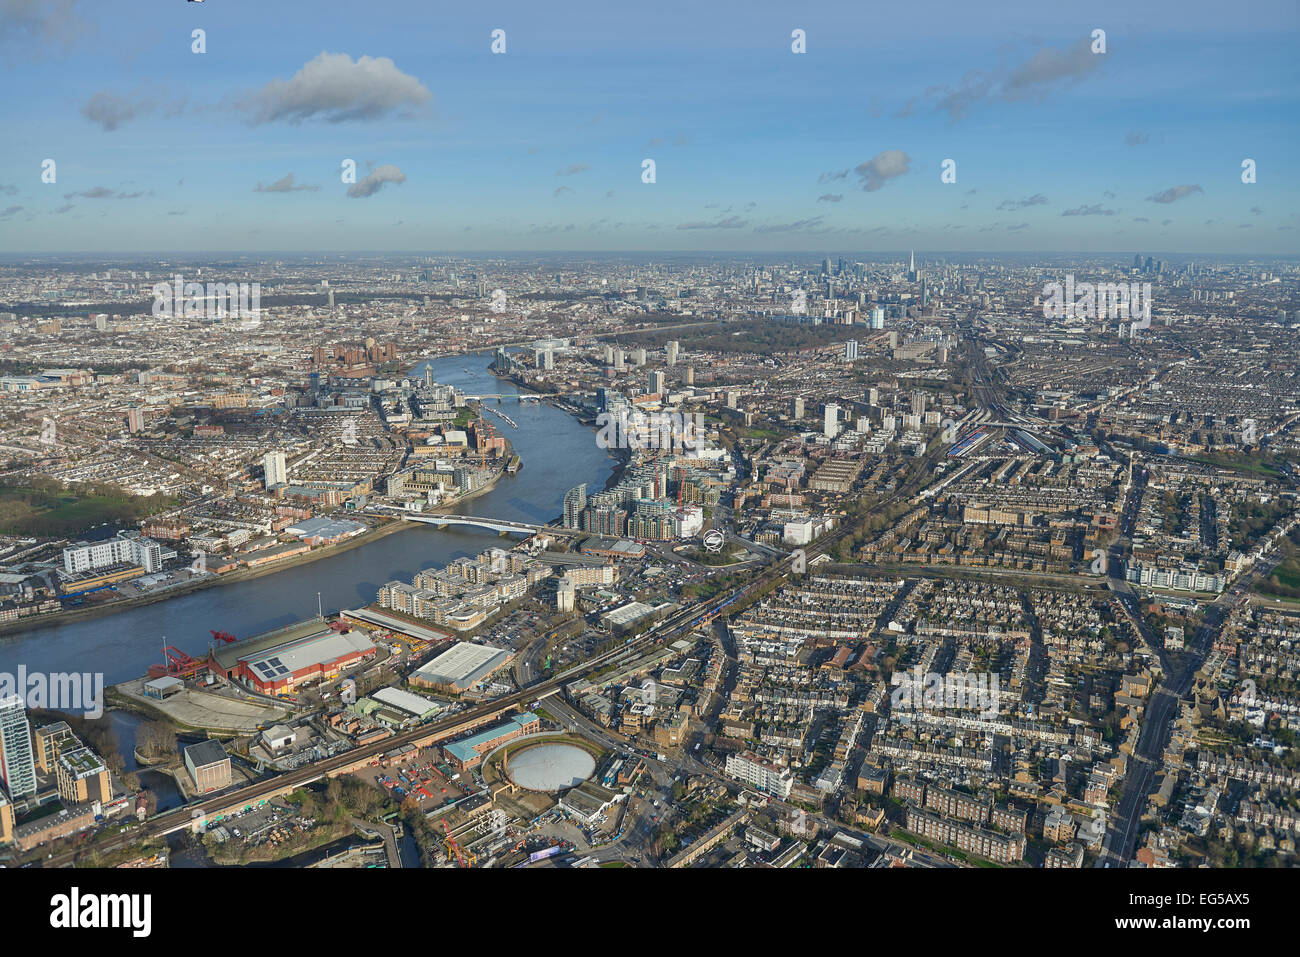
147, 644, 206, 679
441, 819, 475, 868
210, 630, 237, 645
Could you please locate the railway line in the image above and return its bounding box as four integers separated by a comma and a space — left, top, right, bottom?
40, 534, 831, 865
43, 445, 929, 866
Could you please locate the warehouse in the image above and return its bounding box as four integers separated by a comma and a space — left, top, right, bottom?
443, 711, 540, 770
283, 516, 367, 545
370, 687, 441, 721
409, 641, 513, 694
210, 619, 377, 695
342, 607, 450, 642
184, 740, 231, 794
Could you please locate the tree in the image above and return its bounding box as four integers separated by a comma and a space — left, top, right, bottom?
137, 720, 177, 760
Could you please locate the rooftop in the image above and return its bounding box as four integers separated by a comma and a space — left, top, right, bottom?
184, 739, 228, 768
412, 641, 510, 688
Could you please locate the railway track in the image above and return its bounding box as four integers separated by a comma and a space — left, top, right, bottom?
42, 452, 932, 866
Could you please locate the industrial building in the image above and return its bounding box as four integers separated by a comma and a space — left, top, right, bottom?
283, 516, 367, 545
442, 711, 540, 770
142, 675, 185, 700
409, 641, 513, 694
558, 780, 621, 825
602, 600, 676, 632
370, 687, 441, 721
578, 537, 645, 561
209, 619, 377, 695
184, 740, 231, 793
260, 725, 298, 752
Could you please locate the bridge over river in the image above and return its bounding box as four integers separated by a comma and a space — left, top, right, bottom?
370, 506, 582, 537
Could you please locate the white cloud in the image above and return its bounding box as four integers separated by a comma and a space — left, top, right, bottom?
347, 164, 406, 198
238, 52, 431, 125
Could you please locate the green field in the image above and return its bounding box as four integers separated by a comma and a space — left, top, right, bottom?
1272, 561, 1300, 589
1184, 453, 1286, 479
1262, 558, 1300, 596
0, 479, 174, 537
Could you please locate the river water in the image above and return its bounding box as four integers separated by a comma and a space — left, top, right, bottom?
0, 354, 615, 687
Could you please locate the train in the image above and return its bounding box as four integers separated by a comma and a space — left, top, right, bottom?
947, 428, 989, 458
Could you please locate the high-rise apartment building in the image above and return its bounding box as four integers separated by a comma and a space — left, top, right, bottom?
263, 450, 287, 488
563, 484, 588, 529
824, 403, 840, 439
0, 695, 37, 798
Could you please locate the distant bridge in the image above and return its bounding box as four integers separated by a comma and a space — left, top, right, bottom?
373, 506, 581, 537
462, 393, 541, 401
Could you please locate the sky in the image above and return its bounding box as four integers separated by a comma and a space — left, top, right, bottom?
0, 0, 1296, 254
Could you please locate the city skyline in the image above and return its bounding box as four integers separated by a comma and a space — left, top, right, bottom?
0, 0, 1297, 893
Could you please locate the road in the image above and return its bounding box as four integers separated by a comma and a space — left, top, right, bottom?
39, 577, 756, 866
41, 356, 962, 868
1097, 548, 1284, 866
43, 495, 882, 867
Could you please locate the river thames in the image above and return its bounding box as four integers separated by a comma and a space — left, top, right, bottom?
0, 355, 616, 687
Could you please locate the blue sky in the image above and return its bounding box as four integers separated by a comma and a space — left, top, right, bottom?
0, 0, 1296, 253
